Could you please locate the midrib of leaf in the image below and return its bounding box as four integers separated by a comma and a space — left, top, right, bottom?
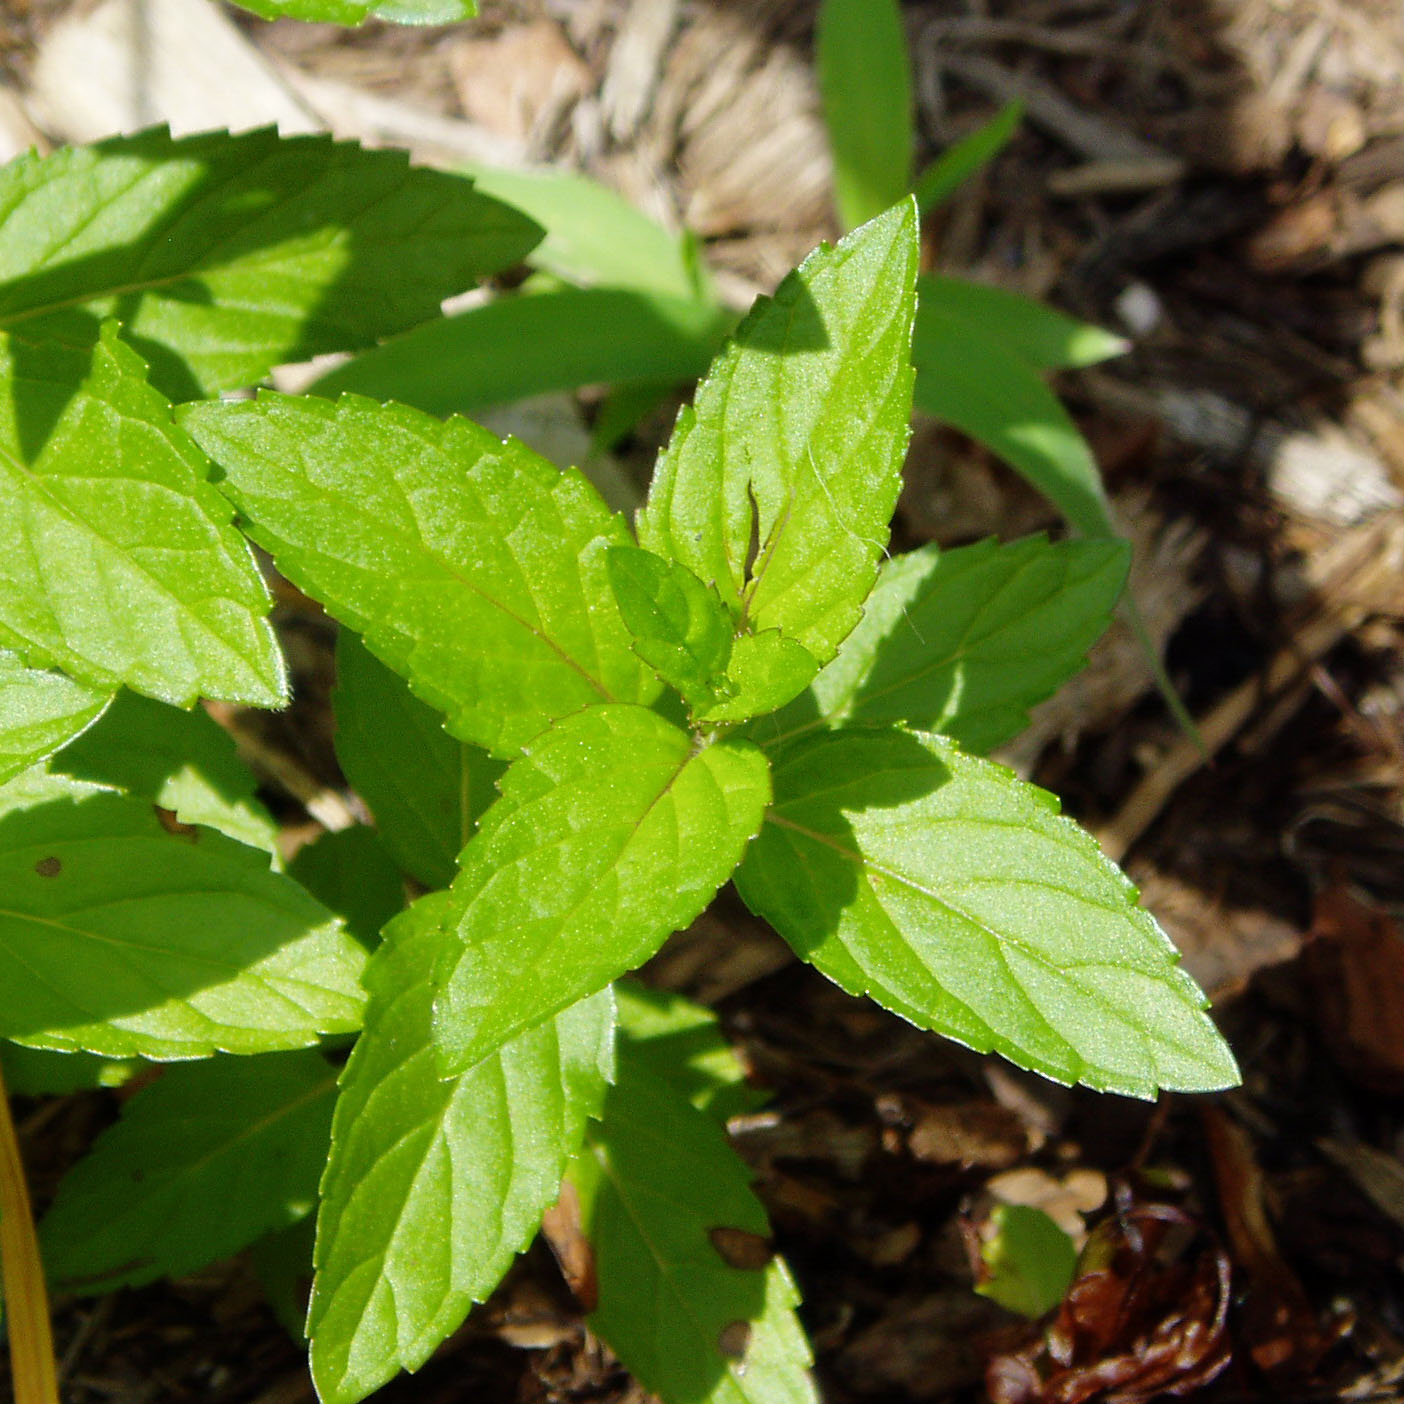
231, 427, 620, 704
762, 811, 1170, 1057
584, 1132, 760, 1404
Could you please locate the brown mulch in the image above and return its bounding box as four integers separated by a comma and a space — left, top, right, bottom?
6, 0, 1404, 1400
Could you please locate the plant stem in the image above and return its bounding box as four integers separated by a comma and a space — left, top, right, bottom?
0, 1062, 60, 1404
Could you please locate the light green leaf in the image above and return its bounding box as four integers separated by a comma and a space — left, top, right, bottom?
974, 1204, 1076, 1319
460, 165, 711, 303
0, 769, 367, 1058
918, 276, 1127, 372
607, 547, 734, 707
816, 0, 913, 231
228, 0, 473, 21
912, 101, 1022, 213
700, 632, 818, 725
432, 704, 771, 1078
0, 651, 110, 786
309, 895, 613, 1404
911, 307, 1113, 539
638, 202, 919, 665
615, 980, 765, 1121
55, 689, 278, 853
734, 728, 1240, 1098
760, 536, 1129, 755
0, 324, 285, 706
288, 827, 404, 950
0, 127, 535, 398
571, 1051, 817, 1404
311, 287, 726, 418
333, 629, 503, 890
40, 1050, 336, 1293
181, 391, 659, 758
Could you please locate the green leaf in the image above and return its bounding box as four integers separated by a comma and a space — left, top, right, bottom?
432, 704, 771, 1078
700, 632, 818, 725
332, 629, 504, 890
734, 728, 1240, 1098
912, 101, 1022, 213
638, 202, 919, 666
180, 391, 659, 758
917, 276, 1127, 372
911, 307, 1113, 539
309, 896, 613, 1404
0, 651, 109, 786
0, 1043, 137, 1096
0, 127, 536, 398
0, 324, 286, 706
250, 1217, 317, 1341
40, 1050, 336, 1293
0, 769, 367, 1058
816, 0, 913, 231
974, 1204, 1076, 1319
55, 689, 279, 853
615, 980, 764, 1121
228, 0, 473, 21
310, 287, 726, 418
288, 827, 404, 949
761, 536, 1129, 755
571, 1051, 817, 1404
607, 547, 734, 707
460, 165, 712, 302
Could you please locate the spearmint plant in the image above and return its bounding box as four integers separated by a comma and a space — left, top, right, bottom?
0, 115, 1237, 1404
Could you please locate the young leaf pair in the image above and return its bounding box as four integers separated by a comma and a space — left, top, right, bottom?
175, 198, 1237, 1403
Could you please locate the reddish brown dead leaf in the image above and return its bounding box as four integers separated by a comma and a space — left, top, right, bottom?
984, 1200, 1232, 1404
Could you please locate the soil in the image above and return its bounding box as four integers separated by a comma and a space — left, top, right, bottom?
5, 1, 1404, 1401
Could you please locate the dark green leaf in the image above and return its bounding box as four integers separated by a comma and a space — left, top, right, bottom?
56, 689, 278, 852
734, 728, 1240, 1098
432, 704, 771, 1077
289, 827, 404, 949
615, 980, 764, 1120
816, 0, 913, 231
0, 127, 535, 397
0, 1044, 136, 1096
333, 629, 503, 890
912, 102, 1022, 213
911, 307, 1113, 539
917, 276, 1127, 372
41, 1051, 336, 1293
0, 651, 109, 785
607, 547, 734, 707
309, 896, 613, 1404
0, 324, 285, 706
638, 202, 919, 666
0, 769, 366, 1058
459, 165, 711, 302
571, 1051, 816, 1404
310, 288, 726, 418
181, 392, 659, 757
760, 536, 1129, 755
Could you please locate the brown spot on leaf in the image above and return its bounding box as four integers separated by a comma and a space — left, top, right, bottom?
717, 1320, 751, 1358
154, 806, 199, 840
33, 856, 61, 877
708, 1226, 773, 1270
